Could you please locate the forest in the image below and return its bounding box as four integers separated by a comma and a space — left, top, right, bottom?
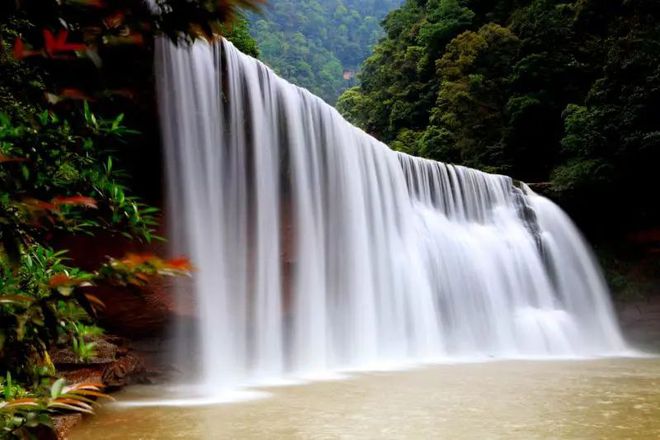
338, 0, 660, 298
249, 0, 402, 102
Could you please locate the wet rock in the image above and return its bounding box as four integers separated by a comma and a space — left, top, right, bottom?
617, 296, 660, 351
54, 336, 150, 387
49, 336, 154, 438
88, 281, 177, 338
52, 229, 188, 339
51, 414, 83, 440
101, 353, 147, 389
50, 338, 118, 366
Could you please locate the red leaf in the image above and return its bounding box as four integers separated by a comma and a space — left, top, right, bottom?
84, 293, 106, 310
0, 154, 27, 164
49, 274, 74, 288
78, 0, 106, 7
166, 257, 192, 271
121, 253, 155, 267
49, 274, 92, 289
51, 196, 97, 209
103, 11, 126, 29
129, 34, 145, 46
43, 30, 56, 56
13, 38, 25, 60
107, 88, 136, 100
43, 29, 87, 57
22, 198, 56, 211
59, 88, 93, 101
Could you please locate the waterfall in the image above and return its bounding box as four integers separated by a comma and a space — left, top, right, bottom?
155, 38, 626, 394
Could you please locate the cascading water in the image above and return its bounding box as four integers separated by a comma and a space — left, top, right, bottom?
155, 38, 626, 395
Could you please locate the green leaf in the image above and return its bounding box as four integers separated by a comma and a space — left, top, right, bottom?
57, 285, 74, 296
83, 101, 92, 124
16, 314, 28, 341
38, 111, 50, 126
0, 295, 35, 305
111, 114, 124, 130
51, 378, 65, 399
31, 314, 45, 326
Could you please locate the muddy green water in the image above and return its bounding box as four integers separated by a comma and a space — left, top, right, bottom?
71, 359, 660, 439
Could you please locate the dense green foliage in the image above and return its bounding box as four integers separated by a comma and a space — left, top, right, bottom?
0, 13, 155, 378
339, 0, 660, 235
0, 1, 254, 436
224, 16, 261, 57
249, 0, 402, 103
1, 378, 110, 437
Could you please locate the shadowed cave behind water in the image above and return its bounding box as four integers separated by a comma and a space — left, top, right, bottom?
155, 38, 627, 395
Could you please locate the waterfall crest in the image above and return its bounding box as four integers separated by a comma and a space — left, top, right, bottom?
156, 38, 626, 393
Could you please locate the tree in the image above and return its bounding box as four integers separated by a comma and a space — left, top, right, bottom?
430, 23, 519, 171
248, 0, 403, 103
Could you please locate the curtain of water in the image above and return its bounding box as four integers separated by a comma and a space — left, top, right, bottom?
155, 38, 626, 394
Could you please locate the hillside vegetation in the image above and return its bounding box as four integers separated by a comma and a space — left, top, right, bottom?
338, 0, 660, 239
250, 0, 402, 103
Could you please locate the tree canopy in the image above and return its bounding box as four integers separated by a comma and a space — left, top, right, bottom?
249, 0, 402, 103
338, 0, 660, 235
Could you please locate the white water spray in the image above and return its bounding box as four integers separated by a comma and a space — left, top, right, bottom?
156, 38, 626, 395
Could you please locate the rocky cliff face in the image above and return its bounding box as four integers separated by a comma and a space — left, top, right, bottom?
53, 225, 190, 339
617, 297, 660, 352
